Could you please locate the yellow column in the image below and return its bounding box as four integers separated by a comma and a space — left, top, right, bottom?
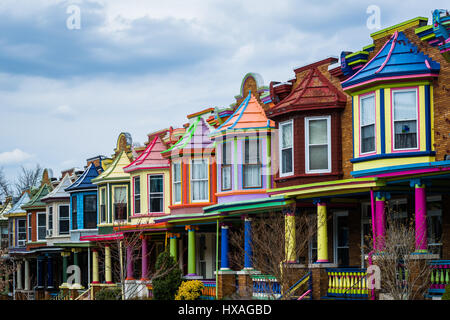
105, 245, 112, 284
92, 249, 99, 284
316, 201, 329, 263
285, 212, 296, 263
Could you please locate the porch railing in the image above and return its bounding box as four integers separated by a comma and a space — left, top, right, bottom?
199, 280, 216, 300
251, 274, 281, 300
326, 268, 369, 299
429, 260, 450, 297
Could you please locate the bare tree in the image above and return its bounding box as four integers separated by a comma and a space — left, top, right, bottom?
0, 167, 12, 201
370, 207, 432, 300
14, 164, 42, 196
229, 210, 317, 300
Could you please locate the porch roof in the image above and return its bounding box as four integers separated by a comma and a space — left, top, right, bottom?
80, 233, 124, 242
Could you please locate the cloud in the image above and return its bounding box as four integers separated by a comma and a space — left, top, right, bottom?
51, 105, 76, 120
0, 149, 34, 164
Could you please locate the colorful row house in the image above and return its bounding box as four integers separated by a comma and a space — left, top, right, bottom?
3, 10, 450, 300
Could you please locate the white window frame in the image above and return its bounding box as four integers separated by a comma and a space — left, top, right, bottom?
57, 205, 70, 236
37, 211, 47, 240
190, 159, 209, 203
359, 93, 376, 155
99, 187, 106, 224
279, 119, 294, 177
148, 174, 164, 213
27, 213, 32, 243
392, 88, 419, 151
172, 162, 182, 204
305, 115, 332, 174
133, 176, 141, 214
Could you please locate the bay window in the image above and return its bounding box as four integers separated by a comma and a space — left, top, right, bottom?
172, 162, 182, 204
149, 175, 164, 213
243, 137, 262, 188
279, 120, 293, 176
360, 94, 376, 154
393, 89, 418, 150
305, 116, 331, 173
58, 206, 69, 235
191, 159, 208, 201
221, 142, 232, 191
113, 186, 127, 221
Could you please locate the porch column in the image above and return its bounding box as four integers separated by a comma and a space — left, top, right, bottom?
412, 180, 428, 252
169, 234, 178, 261
141, 236, 148, 280
220, 224, 230, 270
186, 225, 197, 275
60, 252, 70, 287
16, 261, 23, 290
37, 256, 44, 288
315, 199, 329, 263
105, 245, 113, 284
46, 254, 54, 289
24, 259, 30, 291
92, 249, 99, 284
126, 245, 134, 280
375, 192, 389, 251
284, 208, 296, 263
244, 216, 253, 269
71, 248, 82, 288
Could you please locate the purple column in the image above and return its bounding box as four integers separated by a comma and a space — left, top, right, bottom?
126, 245, 134, 280
375, 194, 386, 251
141, 236, 148, 280
414, 184, 428, 252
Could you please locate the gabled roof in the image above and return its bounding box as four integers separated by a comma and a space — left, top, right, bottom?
161, 116, 215, 157
41, 174, 73, 202
211, 92, 275, 137
124, 135, 169, 172
341, 31, 440, 90
21, 184, 51, 210
91, 150, 131, 183
5, 192, 30, 216
65, 163, 100, 192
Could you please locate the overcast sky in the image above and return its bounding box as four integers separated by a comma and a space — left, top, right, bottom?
0, 0, 447, 184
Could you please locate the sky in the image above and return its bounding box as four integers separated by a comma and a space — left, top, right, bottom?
0, 0, 448, 186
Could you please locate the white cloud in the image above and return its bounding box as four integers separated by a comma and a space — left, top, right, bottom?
51, 105, 76, 120
0, 149, 34, 164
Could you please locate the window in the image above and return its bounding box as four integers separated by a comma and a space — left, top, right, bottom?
72, 196, 77, 230
427, 197, 442, 256
243, 137, 262, 188
172, 163, 182, 204
37, 212, 47, 240
305, 116, 331, 173
8, 221, 13, 247
114, 186, 127, 221
58, 206, 69, 235
149, 175, 164, 213
280, 120, 293, 176
134, 177, 141, 214
360, 94, 375, 154
17, 219, 26, 247
84, 195, 97, 229
100, 188, 106, 223
334, 212, 349, 267
221, 142, 232, 190
393, 89, 418, 150
27, 213, 32, 242
191, 159, 209, 201
48, 206, 53, 232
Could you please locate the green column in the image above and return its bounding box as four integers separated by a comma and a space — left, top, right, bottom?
169, 234, 178, 260
60, 252, 70, 288
187, 226, 196, 275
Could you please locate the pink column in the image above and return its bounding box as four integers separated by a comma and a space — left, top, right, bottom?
414, 184, 428, 252
141, 236, 148, 280
126, 245, 134, 280
375, 194, 386, 251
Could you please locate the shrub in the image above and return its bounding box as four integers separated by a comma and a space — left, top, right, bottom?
94, 287, 122, 300
441, 284, 450, 300
175, 280, 205, 300
152, 251, 182, 300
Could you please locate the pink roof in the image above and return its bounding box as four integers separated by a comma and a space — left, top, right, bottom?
123, 135, 169, 172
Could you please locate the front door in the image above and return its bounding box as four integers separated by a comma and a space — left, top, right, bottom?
334, 211, 349, 267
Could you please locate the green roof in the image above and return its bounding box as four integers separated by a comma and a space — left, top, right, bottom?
21, 184, 51, 210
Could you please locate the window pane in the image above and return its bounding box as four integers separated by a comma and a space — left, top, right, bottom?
114, 187, 127, 204
150, 176, 163, 193
360, 95, 375, 126
84, 195, 97, 229
192, 181, 208, 201
282, 123, 293, 148
309, 145, 328, 170
59, 206, 69, 218
134, 177, 140, 194
309, 119, 327, 145
150, 196, 163, 213
393, 91, 416, 121
221, 165, 231, 190
192, 160, 207, 179
244, 164, 261, 188
174, 183, 181, 203
361, 124, 375, 153
222, 142, 231, 164
394, 120, 417, 149
59, 220, 69, 234
173, 163, 181, 182
281, 148, 292, 174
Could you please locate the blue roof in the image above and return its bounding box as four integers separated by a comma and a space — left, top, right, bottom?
65, 163, 99, 192
342, 31, 440, 89
5, 192, 30, 215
